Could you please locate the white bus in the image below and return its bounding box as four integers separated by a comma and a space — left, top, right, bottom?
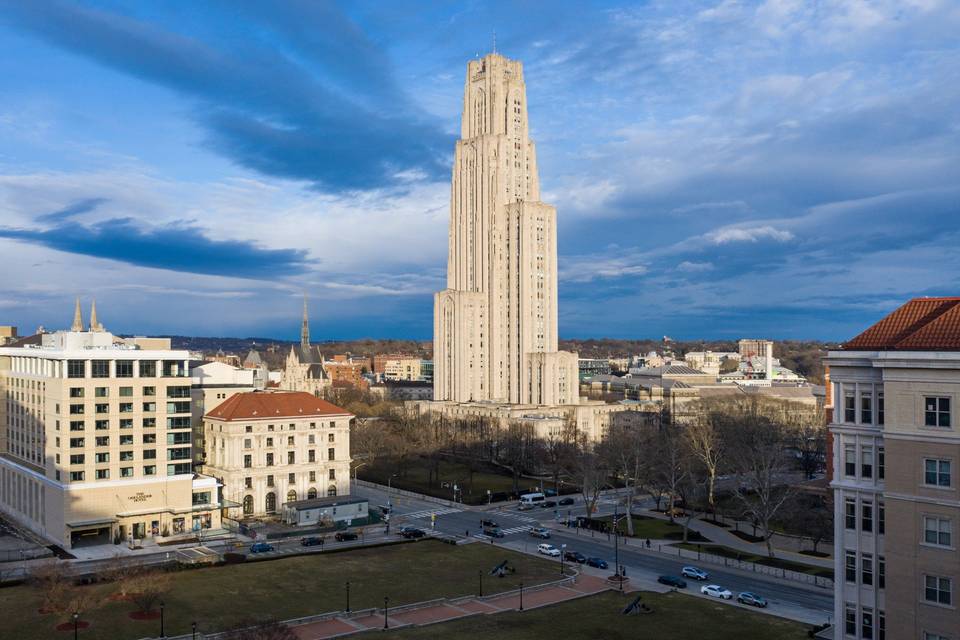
518, 492, 546, 510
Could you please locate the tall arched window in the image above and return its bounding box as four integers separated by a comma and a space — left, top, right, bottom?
286, 490, 297, 504
242, 495, 254, 515
307, 487, 317, 499
327, 484, 337, 497
265, 492, 276, 514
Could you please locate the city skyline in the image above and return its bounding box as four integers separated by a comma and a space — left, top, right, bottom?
1, 1, 958, 340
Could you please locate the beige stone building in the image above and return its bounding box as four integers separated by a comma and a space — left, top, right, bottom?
828, 297, 960, 640
0, 302, 220, 548
203, 391, 352, 519
279, 299, 329, 396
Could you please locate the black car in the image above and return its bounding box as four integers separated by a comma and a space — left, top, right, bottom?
401, 528, 426, 539
657, 575, 687, 589
483, 526, 505, 538
585, 557, 608, 569
558, 497, 575, 506
540, 500, 557, 508
334, 531, 358, 541
480, 518, 499, 528
563, 550, 587, 563
300, 536, 324, 547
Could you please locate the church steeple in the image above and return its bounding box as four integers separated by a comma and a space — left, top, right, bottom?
89, 298, 102, 332
70, 297, 85, 332
300, 295, 310, 349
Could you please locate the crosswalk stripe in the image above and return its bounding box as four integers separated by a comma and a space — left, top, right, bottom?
398, 507, 461, 520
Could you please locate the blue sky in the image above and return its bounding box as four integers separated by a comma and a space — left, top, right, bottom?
0, 0, 958, 341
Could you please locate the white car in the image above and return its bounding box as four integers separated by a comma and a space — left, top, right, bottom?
537, 543, 560, 557
701, 584, 733, 599
681, 565, 709, 581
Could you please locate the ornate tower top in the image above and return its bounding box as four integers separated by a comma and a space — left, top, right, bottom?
89, 298, 103, 332
300, 295, 310, 349
70, 297, 85, 332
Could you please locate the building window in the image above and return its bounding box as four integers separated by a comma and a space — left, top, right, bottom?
287, 451, 295, 464
244, 477, 252, 489
67, 360, 86, 378
924, 517, 952, 547
118, 386, 133, 397
95, 452, 109, 463
143, 402, 156, 412
243, 495, 253, 515
861, 394, 873, 425
845, 393, 856, 423
95, 420, 108, 430
94, 403, 108, 414
878, 502, 885, 535
327, 484, 337, 497
265, 492, 277, 513
70, 471, 85, 481
845, 604, 856, 635
878, 446, 885, 480
70, 454, 85, 465
266, 453, 274, 466
288, 473, 295, 485
924, 459, 952, 487
845, 551, 857, 582
116, 361, 133, 377
287, 436, 294, 446
95, 469, 109, 479
862, 446, 873, 479
925, 397, 951, 428
144, 465, 156, 475
877, 393, 884, 425
244, 438, 252, 449
119, 419, 133, 429
308, 434, 315, 444
140, 361, 156, 377
69, 387, 84, 398
845, 445, 856, 477
861, 607, 874, 640
245, 425, 253, 433
266, 437, 274, 447
267, 474, 274, 487
309, 471, 316, 482
70, 420, 85, 432
119, 451, 134, 461
328, 433, 335, 443
69, 403, 84, 415
924, 575, 952, 605
70, 438, 84, 448
243, 455, 252, 468
143, 418, 156, 428
120, 467, 134, 478
95, 436, 109, 447
862, 553, 873, 586
119, 435, 133, 445
143, 450, 156, 460
862, 501, 873, 533
143, 385, 155, 396
328, 448, 335, 461
91, 360, 109, 378
878, 556, 885, 589
307, 487, 317, 499
308, 450, 316, 462
329, 469, 336, 480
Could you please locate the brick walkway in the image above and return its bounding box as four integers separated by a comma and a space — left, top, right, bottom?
291, 574, 610, 639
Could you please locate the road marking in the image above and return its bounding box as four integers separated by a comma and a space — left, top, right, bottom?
399, 507, 462, 520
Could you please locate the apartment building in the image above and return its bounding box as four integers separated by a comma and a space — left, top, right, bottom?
0, 304, 220, 548
828, 297, 960, 640
203, 391, 353, 518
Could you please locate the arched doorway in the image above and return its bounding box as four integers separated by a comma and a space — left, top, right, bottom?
242, 495, 254, 516
307, 487, 317, 499
286, 490, 297, 504
265, 492, 276, 514
327, 484, 337, 497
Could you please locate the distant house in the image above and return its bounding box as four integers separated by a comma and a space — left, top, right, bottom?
281, 496, 369, 527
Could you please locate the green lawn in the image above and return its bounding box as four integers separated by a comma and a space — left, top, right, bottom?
596, 515, 710, 542
369, 590, 811, 640
360, 458, 533, 504
675, 543, 834, 579
0, 541, 560, 640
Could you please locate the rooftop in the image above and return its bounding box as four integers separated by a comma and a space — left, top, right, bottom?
843, 297, 960, 351
206, 391, 352, 421
284, 496, 367, 511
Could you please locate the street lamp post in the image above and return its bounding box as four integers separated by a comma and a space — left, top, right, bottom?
383, 597, 389, 629
613, 502, 625, 591
346, 581, 351, 613
72, 611, 79, 640
191, 622, 197, 640
159, 600, 165, 639
560, 544, 567, 575
519, 582, 524, 611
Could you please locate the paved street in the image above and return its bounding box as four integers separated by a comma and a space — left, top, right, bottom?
351, 482, 832, 626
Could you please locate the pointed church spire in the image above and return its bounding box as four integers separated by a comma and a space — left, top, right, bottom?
89, 298, 101, 332
300, 295, 310, 349
70, 297, 85, 332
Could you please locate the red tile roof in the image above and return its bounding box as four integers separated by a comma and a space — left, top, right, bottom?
206, 391, 352, 421
844, 298, 960, 351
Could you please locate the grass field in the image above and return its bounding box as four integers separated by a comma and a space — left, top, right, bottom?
674, 543, 834, 579
597, 515, 711, 542
0, 541, 559, 640
368, 590, 811, 640
360, 458, 534, 504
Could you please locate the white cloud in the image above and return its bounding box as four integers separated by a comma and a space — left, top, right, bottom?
676, 261, 715, 272
708, 225, 794, 245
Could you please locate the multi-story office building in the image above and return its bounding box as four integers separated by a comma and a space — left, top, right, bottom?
203, 391, 353, 518
0, 303, 220, 548
828, 297, 960, 640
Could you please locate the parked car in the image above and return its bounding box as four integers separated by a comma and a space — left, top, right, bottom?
483, 526, 505, 538
400, 527, 426, 539
529, 527, 551, 539
657, 575, 687, 589
540, 500, 557, 509
586, 557, 608, 569
681, 566, 709, 581
334, 531, 358, 542
701, 584, 733, 599
537, 543, 561, 557
737, 592, 768, 608
558, 497, 575, 506
563, 550, 586, 563
480, 519, 499, 528
250, 542, 274, 553
397, 525, 419, 536
300, 536, 324, 547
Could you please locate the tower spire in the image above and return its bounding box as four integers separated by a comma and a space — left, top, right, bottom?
70, 297, 85, 332
89, 298, 101, 332
300, 295, 310, 348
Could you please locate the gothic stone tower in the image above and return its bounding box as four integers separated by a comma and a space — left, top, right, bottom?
433, 53, 578, 406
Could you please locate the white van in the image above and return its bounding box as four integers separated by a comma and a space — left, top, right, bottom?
518, 492, 546, 510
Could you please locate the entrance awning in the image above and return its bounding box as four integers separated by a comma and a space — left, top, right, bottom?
66, 517, 117, 528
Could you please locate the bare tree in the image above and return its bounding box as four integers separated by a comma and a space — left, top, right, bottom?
497, 423, 538, 494
652, 424, 688, 524
128, 568, 173, 615
540, 419, 579, 497
784, 493, 833, 554
597, 416, 651, 536
684, 403, 725, 512
570, 445, 607, 517
30, 560, 71, 614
